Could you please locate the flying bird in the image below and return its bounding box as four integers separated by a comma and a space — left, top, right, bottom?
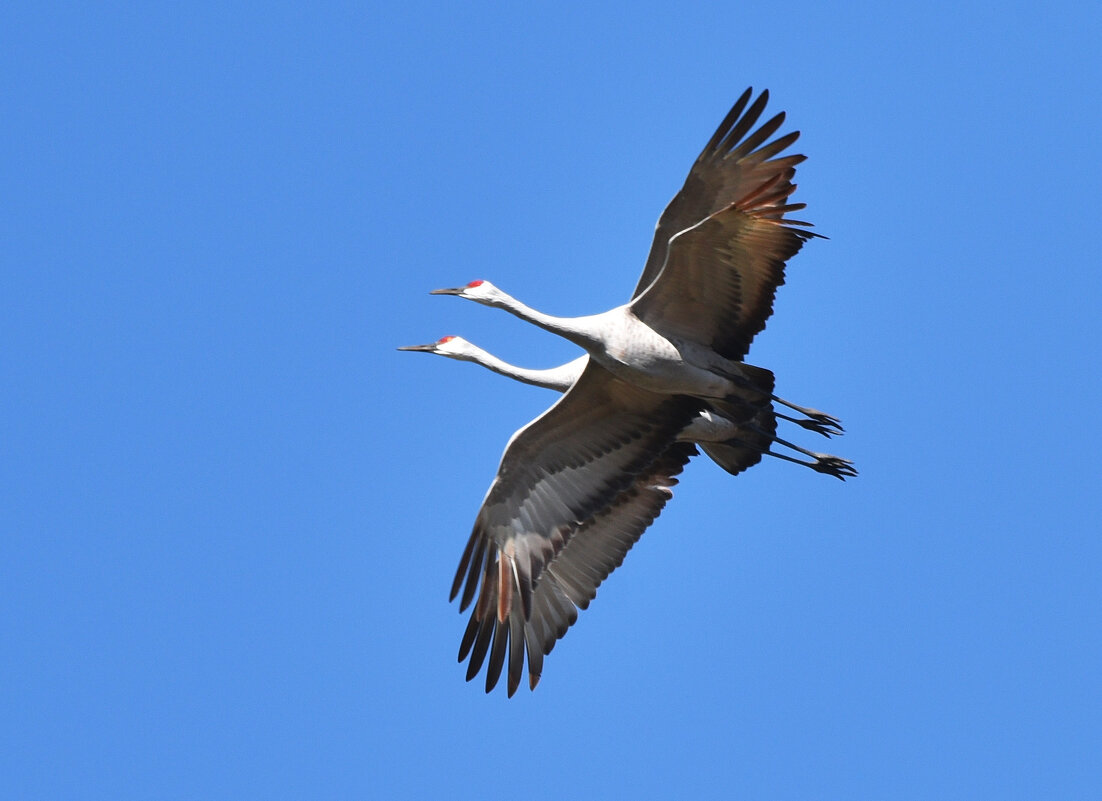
409, 88, 852, 695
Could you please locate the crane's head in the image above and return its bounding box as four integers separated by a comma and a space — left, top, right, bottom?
396, 335, 480, 362
429, 279, 507, 307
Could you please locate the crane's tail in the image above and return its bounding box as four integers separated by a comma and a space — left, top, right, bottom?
711, 364, 774, 421
716, 363, 844, 437
710, 363, 775, 423
697, 405, 776, 476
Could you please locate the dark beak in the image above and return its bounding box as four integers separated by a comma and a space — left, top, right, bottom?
429, 287, 463, 295
396, 343, 437, 352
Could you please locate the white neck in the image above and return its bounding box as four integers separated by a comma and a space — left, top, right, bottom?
464, 346, 583, 392
493, 292, 604, 352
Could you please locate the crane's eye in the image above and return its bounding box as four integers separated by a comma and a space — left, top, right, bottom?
466, 280, 484, 288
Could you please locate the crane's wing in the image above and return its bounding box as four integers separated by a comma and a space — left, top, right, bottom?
518, 441, 697, 690
631, 88, 809, 301
630, 169, 820, 361
450, 362, 698, 694
458, 441, 697, 696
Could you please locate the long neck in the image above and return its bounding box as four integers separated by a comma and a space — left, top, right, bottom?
493, 293, 604, 352
467, 348, 581, 392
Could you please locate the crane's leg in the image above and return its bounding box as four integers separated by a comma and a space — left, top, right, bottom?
736, 424, 857, 480
760, 446, 857, 480
776, 410, 843, 438
756, 426, 855, 477
774, 402, 843, 437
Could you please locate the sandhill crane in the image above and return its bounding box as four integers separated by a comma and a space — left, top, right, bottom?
414, 88, 851, 695
399, 336, 855, 479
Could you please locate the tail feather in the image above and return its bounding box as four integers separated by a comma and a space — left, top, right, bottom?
698, 405, 776, 476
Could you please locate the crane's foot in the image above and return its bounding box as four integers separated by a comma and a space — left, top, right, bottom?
808, 453, 857, 481
777, 405, 844, 437
778, 412, 844, 438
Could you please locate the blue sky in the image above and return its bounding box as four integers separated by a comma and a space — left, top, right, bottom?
3, 1, 1101, 798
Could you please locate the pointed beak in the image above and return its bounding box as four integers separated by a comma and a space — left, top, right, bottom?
429, 287, 463, 295
396, 343, 437, 352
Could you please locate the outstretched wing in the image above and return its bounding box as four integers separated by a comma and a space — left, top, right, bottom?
631, 88, 810, 302
459, 441, 697, 696
450, 362, 698, 694
630, 167, 819, 361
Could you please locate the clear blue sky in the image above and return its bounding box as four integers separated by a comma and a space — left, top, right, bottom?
3, 2, 1100, 798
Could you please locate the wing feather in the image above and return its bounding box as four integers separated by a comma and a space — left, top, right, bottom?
451, 364, 696, 623
631, 171, 820, 360
457, 439, 697, 695
632, 88, 809, 301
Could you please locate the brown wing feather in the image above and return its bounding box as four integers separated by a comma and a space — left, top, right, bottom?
451, 364, 696, 621
631, 88, 809, 301
630, 171, 820, 361
450, 363, 698, 694
458, 441, 697, 695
